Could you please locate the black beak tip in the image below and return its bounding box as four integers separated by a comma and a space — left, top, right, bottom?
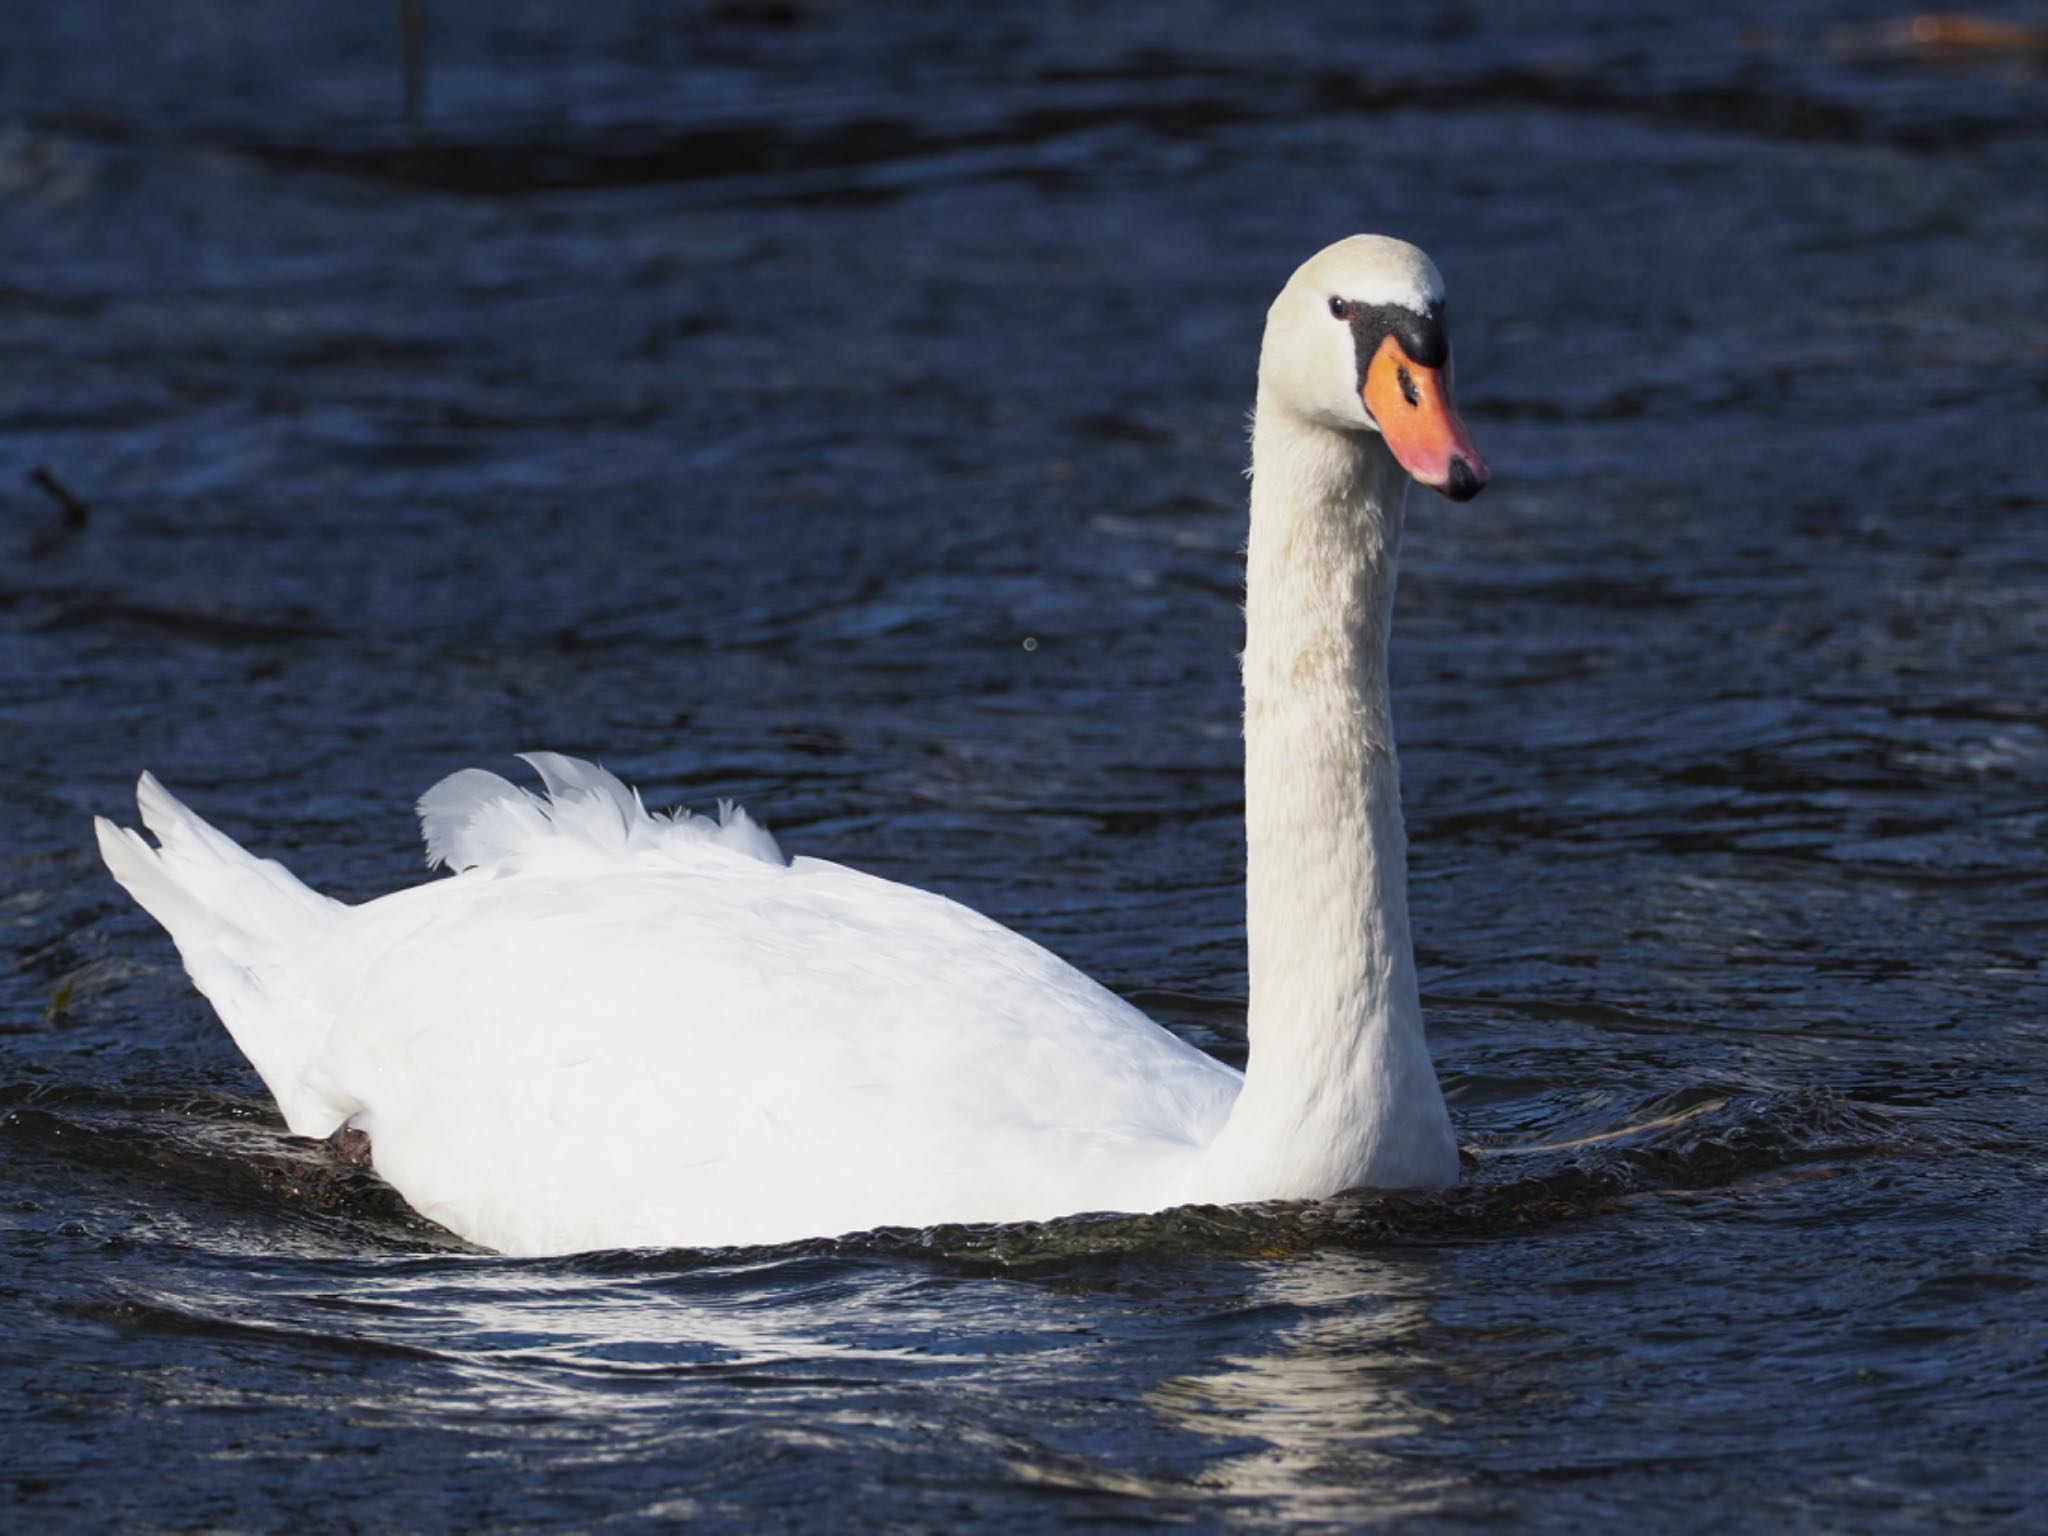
1443, 457, 1485, 502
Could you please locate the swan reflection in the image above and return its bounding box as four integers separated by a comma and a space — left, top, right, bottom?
1154, 1253, 1460, 1520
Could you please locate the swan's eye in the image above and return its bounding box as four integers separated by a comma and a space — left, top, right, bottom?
1397, 365, 1420, 407
1328, 297, 1350, 320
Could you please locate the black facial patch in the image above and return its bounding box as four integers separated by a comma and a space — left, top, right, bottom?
1347, 299, 1450, 408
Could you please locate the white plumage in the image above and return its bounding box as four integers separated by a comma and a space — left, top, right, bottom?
103, 754, 1237, 1252
96, 236, 1487, 1256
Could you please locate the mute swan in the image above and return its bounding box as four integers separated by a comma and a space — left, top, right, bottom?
96, 235, 1491, 1256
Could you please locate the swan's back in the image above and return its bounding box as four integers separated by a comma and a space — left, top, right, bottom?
100, 755, 1240, 1254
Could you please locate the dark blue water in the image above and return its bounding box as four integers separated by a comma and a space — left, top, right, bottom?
4, 2, 2045, 1528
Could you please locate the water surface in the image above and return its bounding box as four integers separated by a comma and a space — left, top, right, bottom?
3, 2, 2045, 1528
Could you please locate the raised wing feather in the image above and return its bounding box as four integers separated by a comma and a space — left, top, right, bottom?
417, 756, 784, 875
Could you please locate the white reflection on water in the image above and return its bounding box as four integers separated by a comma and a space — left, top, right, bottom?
1154, 1254, 1464, 1525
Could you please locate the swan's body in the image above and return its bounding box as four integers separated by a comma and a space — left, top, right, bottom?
97, 236, 1490, 1256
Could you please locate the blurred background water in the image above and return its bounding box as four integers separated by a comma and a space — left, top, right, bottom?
2, 1, 2045, 1529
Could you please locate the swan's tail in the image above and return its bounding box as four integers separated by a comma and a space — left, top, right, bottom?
94, 775, 349, 1136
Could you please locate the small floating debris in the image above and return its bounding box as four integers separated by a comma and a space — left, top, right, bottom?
1825, 12, 2048, 59
27, 464, 90, 530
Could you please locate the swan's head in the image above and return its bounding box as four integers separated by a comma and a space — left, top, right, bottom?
1259, 235, 1490, 501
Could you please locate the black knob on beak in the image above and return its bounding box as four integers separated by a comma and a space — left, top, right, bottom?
1445, 456, 1485, 502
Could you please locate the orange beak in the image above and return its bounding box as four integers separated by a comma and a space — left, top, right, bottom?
1362, 333, 1490, 501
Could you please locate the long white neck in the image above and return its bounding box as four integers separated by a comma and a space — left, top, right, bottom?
1190, 398, 1458, 1202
